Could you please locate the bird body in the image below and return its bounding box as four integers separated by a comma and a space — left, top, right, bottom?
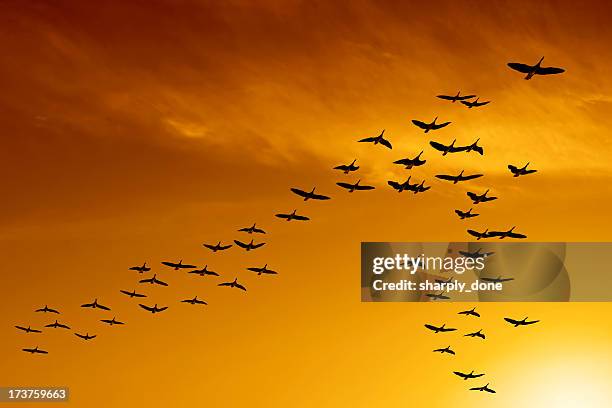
35, 305, 59, 314
508, 162, 537, 177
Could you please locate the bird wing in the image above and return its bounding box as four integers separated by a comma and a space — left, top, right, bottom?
507, 62, 533, 73
247, 267, 262, 273
134, 292, 146, 297
290, 188, 309, 198
453, 371, 467, 378
387, 181, 401, 190
97, 304, 111, 311
35, 349, 48, 354
336, 182, 354, 190
448, 349, 456, 355
15, 325, 28, 331
435, 174, 455, 181
457, 94, 476, 100
429, 141, 448, 152
236, 283, 247, 291
472, 373, 484, 378
154, 278, 169, 286
252, 227, 266, 234
139, 278, 152, 283
180, 264, 197, 269
441, 327, 456, 332
484, 387, 496, 394
499, 278, 514, 282
467, 229, 484, 238
234, 240, 248, 248
537, 66, 565, 75
333, 164, 349, 171
459, 173, 483, 181
508, 164, 519, 173
139, 304, 154, 312
311, 193, 331, 200
203, 244, 215, 250
58, 323, 70, 329
508, 232, 527, 239
411, 119, 427, 129
474, 100, 490, 106
379, 138, 392, 149
219, 244, 232, 250
75, 333, 86, 339
251, 242, 266, 249
424, 324, 439, 331
196, 300, 208, 305
358, 137, 377, 143
431, 121, 451, 130
119, 290, 131, 296
524, 169, 537, 174
472, 145, 484, 155
275, 213, 290, 219
81, 303, 94, 308
436, 95, 454, 100
504, 317, 520, 325
480, 196, 497, 202
161, 261, 176, 267
459, 100, 473, 107
469, 386, 483, 391
466, 192, 479, 201
524, 320, 539, 325
218, 282, 232, 287
158, 306, 168, 312
354, 184, 375, 190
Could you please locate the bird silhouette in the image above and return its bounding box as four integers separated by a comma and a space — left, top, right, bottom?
275, 209, 309, 222
75, 332, 96, 340
504, 317, 539, 327
119, 289, 147, 298
470, 383, 496, 393
481, 276, 514, 283
508, 162, 537, 177
459, 248, 494, 259
508, 56, 565, 80
460, 138, 484, 155
45, 320, 70, 330
412, 180, 430, 194
454, 371, 485, 380
424, 323, 457, 333
22, 346, 48, 354
436, 91, 476, 103
487, 227, 527, 239
238, 223, 266, 234
358, 129, 392, 149
161, 260, 197, 270
247, 264, 278, 275
430, 139, 464, 155
203, 242, 233, 252
467, 189, 497, 204
467, 229, 491, 240
460, 98, 490, 108
436, 170, 483, 184
455, 208, 479, 219
139, 274, 168, 286
189, 265, 220, 277
412, 117, 451, 133
333, 159, 359, 174
464, 329, 486, 339
234, 239, 266, 250
426, 292, 450, 301
388, 176, 418, 193
433, 345, 456, 355
181, 296, 208, 305
336, 180, 375, 192
35, 305, 59, 314
15, 325, 42, 333
458, 307, 480, 317
218, 278, 247, 291
393, 151, 426, 169
81, 299, 111, 311
129, 262, 151, 273
290, 187, 331, 201
100, 317, 125, 326
139, 303, 168, 314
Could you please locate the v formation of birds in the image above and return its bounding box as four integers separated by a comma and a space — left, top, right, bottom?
16, 58, 560, 393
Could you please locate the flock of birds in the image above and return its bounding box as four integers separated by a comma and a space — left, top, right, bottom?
16, 55, 563, 397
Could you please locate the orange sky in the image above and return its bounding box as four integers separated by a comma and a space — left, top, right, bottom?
1, 1, 612, 407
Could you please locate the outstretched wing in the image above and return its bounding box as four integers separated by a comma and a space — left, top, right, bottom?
180, 263, 197, 269
218, 282, 232, 287
504, 317, 520, 325
435, 174, 456, 181
154, 278, 169, 286
202, 244, 215, 250
436, 94, 454, 100
429, 141, 449, 152
508, 232, 527, 239
251, 242, 266, 249
508, 164, 519, 173
333, 164, 349, 171
354, 184, 375, 191
336, 182, 354, 190
379, 138, 392, 149
293, 214, 310, 221
233, 240, 248, 248
219, 244, 232, 250
290, 188, 309, 198
536, 66, 565, 75
358, 137, 376, 143
139, 278, 153, 284
424, 324, 439, 331
311, 192, 331, 200
508, 62, 533, 73
274, 213, 290, 219
523, 320, 539, 325
459, 173, 483, 181
453, 371, 467, 378
235, 283, 247, 291
161, 261, 177, 268
139, 304, 154, 312
440, 327, 457, 332
474, 100, 490, 107
81, 302, 95, 308
431, 121, 451, 130
457, 94, 476, 100
387, 180, 401, 190
411, 119, 427, 129
252, 227, 266, 234
158, 306, 168, 312
97, 304, 111, 311
467, 229, 484, 238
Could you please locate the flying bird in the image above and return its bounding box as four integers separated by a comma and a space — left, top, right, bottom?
508, 162, 537, 177
436, 170, 483, 184
458, 307, 480, 317
460, 98, 490, 108
15, 325, 42, 333
203, 242, 233, 252
433, 346, 456, 355
465, 329, 486, 339
481, 276, 514, 283
508, 56, 565, 80
129, 262, 151, 273
426, 292, 450, 301
234, 239, 266, 250
454, 371, 485, 380
238, 223, 266, 234
218, 278, 247, 292
436, 91, 476, 103
467, 189, 497, 204
81, 299, 111, 311
189, 265, 220, 277
336, 180, 375, 192
100, 317, 125, 326
504, 317, 539, 327
412, 180, 430, 194
393, 151, 426, 169
460, 138, 484, 155
424, 323, 457, 333
470, 384, 496, 393
430, 139, 464, 156
333, 159, 359, 174
45, 320, 70, 330
181, 296, 208, 305
139, 303, 168, 314
455, 208, 479, 219
75, 333, 96, 340
487, 227, 527, 239
290, 187, 331, 201
388, 176, 418, 193
459, 248, 494, 259
412, 117, 451, 133
161, 260, 197, 270
358, 129, 392, 149
139, 274, 168, 286
467, 229, 491, 240
35, 305, 59, 314
119, 289, 147, 298
275, 209, 310, 222
22, 346, 48, 354
247, 264, 278, 275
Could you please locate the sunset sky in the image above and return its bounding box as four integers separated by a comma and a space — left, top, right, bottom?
1, 1, 612, 407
